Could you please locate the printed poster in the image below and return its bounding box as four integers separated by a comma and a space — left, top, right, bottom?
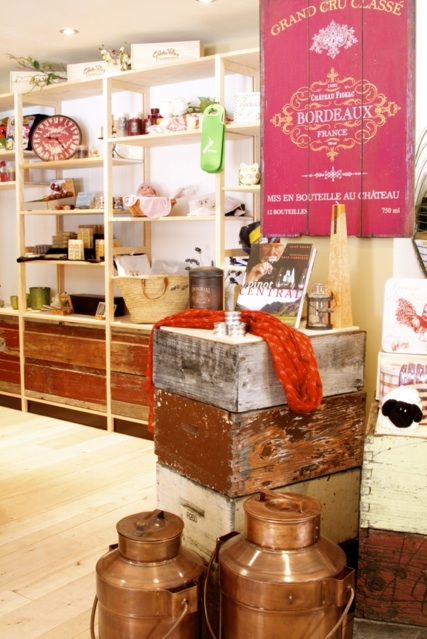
382, 278, 427, 354
261, 0, 416, 237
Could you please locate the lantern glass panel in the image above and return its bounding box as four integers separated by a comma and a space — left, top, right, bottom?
306, 284, 333, 330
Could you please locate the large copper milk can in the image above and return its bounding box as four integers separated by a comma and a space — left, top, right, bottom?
92, 509, 204, 639
214, 492, 355, 639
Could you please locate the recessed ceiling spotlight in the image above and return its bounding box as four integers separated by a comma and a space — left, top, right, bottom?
60, 28, 79, 36
196, 0, 216, 4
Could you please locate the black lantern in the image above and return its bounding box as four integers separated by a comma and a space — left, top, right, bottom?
306, 283, 333, 330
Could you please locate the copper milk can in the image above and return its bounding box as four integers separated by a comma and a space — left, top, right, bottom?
92, 509, 204, 639
215, 492, 354, 639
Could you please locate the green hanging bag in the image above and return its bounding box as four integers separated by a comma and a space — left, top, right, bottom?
200, 104, 225, 173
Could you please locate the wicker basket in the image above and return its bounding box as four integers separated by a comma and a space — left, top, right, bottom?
123, 196, 176, 218
115, 274, 189, 323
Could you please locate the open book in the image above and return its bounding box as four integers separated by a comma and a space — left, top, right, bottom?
236, 241, 317, 328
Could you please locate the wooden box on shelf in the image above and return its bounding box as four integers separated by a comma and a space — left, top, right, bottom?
49, 293, 74, 315
131, 41, 204, 69
22, 196, 76, 211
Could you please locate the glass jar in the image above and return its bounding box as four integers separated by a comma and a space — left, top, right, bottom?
116, 113, 129, 137
7, 164, 16, 181
128, 112, 144, 136
76, 145, 89, 158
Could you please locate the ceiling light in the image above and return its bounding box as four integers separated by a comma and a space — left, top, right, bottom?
60, 28, 79, 36
196, 0, 216, 4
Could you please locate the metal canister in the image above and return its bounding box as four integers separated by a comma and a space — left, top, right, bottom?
189, 266, 224, 310
216, 491, 354, 639
93, 509, 204, 639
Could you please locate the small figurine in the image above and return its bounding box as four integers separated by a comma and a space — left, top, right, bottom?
123, 183, 174, 219
377, 386, 423, 433
238, 162, 260, 186
136, 183, 156, 197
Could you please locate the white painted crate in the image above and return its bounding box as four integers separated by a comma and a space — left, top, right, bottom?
157, 463, 361, 563
360, 402, 427, 534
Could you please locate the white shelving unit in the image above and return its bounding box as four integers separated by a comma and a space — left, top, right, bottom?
0, 48, 260, 430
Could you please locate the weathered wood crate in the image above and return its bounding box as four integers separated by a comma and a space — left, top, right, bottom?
356, 527, 427, 626
359, 401, 427, 535
23, 321, 150, 420
0, 316, 20, 395
24, 320, 107, 412
157, 462, 361, 563
111, 328, 150, 422
154, 388, 366, 497
153, 327, 366, 411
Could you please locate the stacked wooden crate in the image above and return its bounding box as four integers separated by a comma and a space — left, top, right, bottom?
356, 278, 427, 628
356, 401, 427, 627
153, 326, 367, 563
0, 316, 20, 396
24, 320, 151, 420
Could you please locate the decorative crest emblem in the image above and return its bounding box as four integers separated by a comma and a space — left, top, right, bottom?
310, 21, 357, 59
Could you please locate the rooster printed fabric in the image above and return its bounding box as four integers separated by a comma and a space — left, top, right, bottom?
382, 278, 427, 355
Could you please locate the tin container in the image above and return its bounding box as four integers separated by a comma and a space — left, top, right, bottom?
29, 287, 51, 310
189, 266, 223, 310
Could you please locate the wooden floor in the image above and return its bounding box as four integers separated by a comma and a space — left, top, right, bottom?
0, 406, 157, 639
0, 406, 426, 639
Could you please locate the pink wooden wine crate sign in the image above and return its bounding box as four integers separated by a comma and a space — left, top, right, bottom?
260, 0, 415, 237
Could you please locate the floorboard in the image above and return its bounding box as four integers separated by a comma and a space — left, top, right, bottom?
0, 406, 425, 638
0, 406, 157, 639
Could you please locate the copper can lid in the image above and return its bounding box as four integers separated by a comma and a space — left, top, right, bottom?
244, 492, 322, 550
116, 510, 184, 561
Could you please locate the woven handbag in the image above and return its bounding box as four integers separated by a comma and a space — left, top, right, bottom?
115, 274, 189, 323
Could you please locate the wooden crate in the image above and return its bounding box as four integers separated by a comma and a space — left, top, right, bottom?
157, 463, 361, 563
24, 320, 107, 412
23, 321, 150, 419
359, 402, 427, 535
0, 316, 20, 395
356, 527, 427, 626
111, 328, 150, 422
154, 389, 366, 497
153, 327, 366, 412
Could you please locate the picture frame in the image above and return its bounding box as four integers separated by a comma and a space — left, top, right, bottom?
95, 301, 106, 319
59, 293, 74, 310
50, 293, 74, 315
95, 301, 116, 320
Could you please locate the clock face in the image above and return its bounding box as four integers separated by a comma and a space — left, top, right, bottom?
30, 115, 82, 161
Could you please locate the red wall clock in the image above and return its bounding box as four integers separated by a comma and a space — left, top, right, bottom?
30, 115, 82, 161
